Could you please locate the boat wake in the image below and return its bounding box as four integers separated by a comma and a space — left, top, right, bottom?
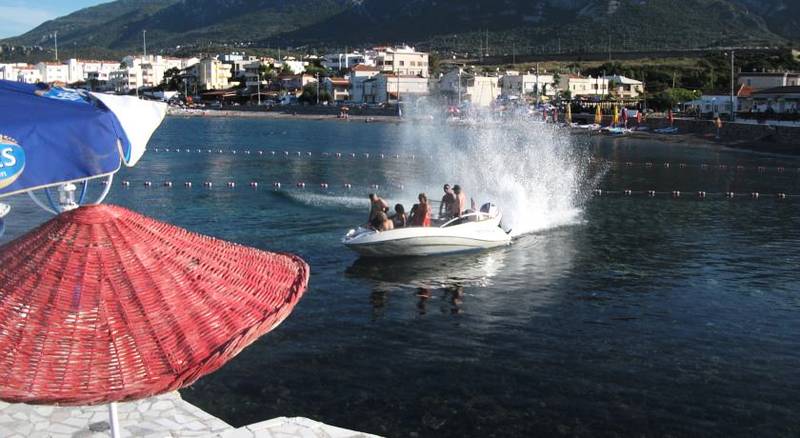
399, 108, 598, 238
277, 191, 368, 210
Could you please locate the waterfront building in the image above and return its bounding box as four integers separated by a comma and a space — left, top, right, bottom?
439, 68, 500, 107
36, 62, 71, 84
278, 74, 318, 96
558, 74, 609, 98
197, 58, 232, 91
321, 51, 374, 71
737, 72, 800, 91
740, 86, 800, 114
274, 58, 307, 75
373, 45, 429, 78
349, 64, 381, 103
362, 73, 429, 104
500, 72, 556, 99
14, 64, 42, 83
603, 75, 644, 99
323, 77, 351, 102
0, 63, 31, 82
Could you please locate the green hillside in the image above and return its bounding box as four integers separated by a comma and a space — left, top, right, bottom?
1, 0, 797, 61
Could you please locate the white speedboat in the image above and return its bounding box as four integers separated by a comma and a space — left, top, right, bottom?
343, 203, 512, 257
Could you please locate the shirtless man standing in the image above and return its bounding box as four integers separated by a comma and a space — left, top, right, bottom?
368, 193, 389, 224
451, 185, 467, 217
439, 184, 456, 219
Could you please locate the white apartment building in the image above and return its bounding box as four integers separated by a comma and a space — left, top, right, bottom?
323, 77, 351, 102
15, 65, 42, 83
321, 52, 373, 71
36, 62, 71, 84
197, 58, 232, 91
362, 73, 429, 104
0, 63, 31, 81
559, 75, 609, 98
500, 72, 556, 98
604, 75, 644, 99
349, 64, 381, 103
439, 69, 500, 107
373, 45, 429, 78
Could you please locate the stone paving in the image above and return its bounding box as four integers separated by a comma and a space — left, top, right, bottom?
0, 391, 380, 438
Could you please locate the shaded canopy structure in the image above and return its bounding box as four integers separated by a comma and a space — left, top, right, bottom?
0, 204, 309, 406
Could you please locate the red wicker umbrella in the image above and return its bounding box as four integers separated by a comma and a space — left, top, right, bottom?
0, 204, 309, 407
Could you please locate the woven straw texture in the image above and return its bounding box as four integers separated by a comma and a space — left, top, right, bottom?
0, 204, 309, 406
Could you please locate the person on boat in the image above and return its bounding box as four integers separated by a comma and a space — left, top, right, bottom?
452, 185, 467, 217
439, 184, 456, 219
409, 193, 431, 227
390, 204, 408, 228
370, 211, 394, 231
368, 193, 389, 224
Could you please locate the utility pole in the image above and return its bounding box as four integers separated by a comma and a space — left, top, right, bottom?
730, 50, 736, 122
143, 30, 147, 58
316, 73, 320, 105
257, 70, 261, 106
54, 31, 58, 61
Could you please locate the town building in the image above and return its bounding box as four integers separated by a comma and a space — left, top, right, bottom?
439, 68, 500, 107
323, 77, 350, 102
362, 73, 429, 104
349, 64, 381, 103
278, 74, 317, 97
558, 75, 609, 98
500, 72, 556, 99
373, 45, 429, 78
737, 72, 800, 91
36, 62, 71, 84
604, 75, 644, 99
740, 86, 800, 114
274, 58, 307, 75
321, 52, 373, 71
196, 58, 232, 91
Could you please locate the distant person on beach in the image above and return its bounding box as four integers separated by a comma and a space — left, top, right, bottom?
368, 193, 389, 224
410, 193, 431, 227
439, 184, 456, 219
452, 185, 467, 217
390, 204, 408, 228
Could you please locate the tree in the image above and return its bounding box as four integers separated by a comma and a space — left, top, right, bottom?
163, 67, 182, 91
298, 82, 331, 105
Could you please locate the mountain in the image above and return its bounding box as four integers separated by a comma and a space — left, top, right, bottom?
2, 0, 799, 60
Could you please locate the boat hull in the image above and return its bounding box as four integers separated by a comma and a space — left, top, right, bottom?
343, 217, 511, 257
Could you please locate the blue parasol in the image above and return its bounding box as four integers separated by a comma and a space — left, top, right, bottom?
0, 80, 166, 208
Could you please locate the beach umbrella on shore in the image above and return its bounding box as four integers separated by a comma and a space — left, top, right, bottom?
0, 80, 311, 437
594, 105, 602, 125
565, 103, 572, 124
667, 109, 675, 127
612, 105, 620, 127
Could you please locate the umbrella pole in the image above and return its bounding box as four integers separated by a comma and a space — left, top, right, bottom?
108, 402, 121, 438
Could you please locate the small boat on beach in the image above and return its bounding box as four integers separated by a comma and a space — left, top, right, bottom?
342, 203, 511, 257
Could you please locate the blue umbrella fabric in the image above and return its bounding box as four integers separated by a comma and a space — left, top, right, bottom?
0, 80, 166, 198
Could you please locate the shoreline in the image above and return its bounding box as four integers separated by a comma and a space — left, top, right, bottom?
167, 109, 799, 156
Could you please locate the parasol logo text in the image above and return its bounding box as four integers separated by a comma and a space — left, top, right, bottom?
0, 135, 25, 190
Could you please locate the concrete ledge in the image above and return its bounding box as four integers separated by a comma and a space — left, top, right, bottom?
0, 392, 380, 438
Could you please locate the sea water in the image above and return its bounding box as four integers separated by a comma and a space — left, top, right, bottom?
2, 116, 799, 437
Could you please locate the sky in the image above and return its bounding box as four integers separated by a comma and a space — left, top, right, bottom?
0, 0, 109, 38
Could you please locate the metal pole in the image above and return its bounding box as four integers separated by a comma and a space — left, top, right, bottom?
54, 31, 58, 61
316, 73, 319, 105
257, 70, 261, 106
730, 50, 735, 122
108, 403, 121, 438
143, 30, 147, 58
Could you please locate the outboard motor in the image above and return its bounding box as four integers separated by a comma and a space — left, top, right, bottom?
480, 202, 499, 217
